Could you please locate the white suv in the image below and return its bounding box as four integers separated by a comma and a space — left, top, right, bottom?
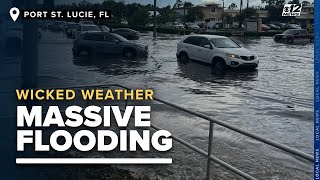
176, 35, 259, 69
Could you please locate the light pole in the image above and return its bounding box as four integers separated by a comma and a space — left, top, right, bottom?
153, 0, 157, 38
222, 0, 225, 29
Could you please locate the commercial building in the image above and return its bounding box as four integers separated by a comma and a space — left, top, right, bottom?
296, 4, 314, 27
173, 2, 268, 28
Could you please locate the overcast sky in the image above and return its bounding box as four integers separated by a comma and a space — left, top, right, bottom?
57, 0, 314, 8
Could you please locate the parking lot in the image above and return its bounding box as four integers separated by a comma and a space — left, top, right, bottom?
37, 30, 314, 179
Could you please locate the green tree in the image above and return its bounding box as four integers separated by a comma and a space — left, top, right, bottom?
224, 13, 234, 24
261, 0, 286, 22
158, 5, 176, 24
184, 2, 193, 8
173, 0, 184, 8
126, 3, 143, 18
128, 7, 150, 26
185, 7, 204, 22
288, 0, 300, 4
182, 2, 194, 23
101, 0, 126, 21
235, 7, 257, 22
261, 0, 276, 6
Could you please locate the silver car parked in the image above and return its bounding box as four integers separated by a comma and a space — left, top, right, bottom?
73, 32, 148, 59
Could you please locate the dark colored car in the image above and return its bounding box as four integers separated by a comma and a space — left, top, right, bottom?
72, 31, 148, 59
273, 22, 286, 30
274, 29, 314, 44
65, 22, 80, 38
112, 28, 140, 40
261, 24, 271, 31
267, 24, 281, 30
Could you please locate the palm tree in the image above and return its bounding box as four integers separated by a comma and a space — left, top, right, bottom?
183, 2, 193, 23
228, 3, 237, 9
173, 0, 184, 8
184, 2, 193, 8
302, 1, 310, 6
288, 0, 300, 4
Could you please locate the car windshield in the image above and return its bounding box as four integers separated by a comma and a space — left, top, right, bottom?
283, 29, 298, 34
210, 38, 240, 48
112, 33, 129, 42
83, 26, 100, 31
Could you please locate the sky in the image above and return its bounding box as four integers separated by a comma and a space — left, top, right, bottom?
56, 0, 314, 8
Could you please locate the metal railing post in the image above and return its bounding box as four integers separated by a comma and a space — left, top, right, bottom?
206, 121, 214, 180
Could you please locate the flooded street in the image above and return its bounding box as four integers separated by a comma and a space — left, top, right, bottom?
38, 30, 313, 179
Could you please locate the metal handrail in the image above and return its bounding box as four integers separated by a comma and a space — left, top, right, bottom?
102, 84, 314, 162
151, 124, 257, 180
6, 83, 314, 180
153, 97, 314, 162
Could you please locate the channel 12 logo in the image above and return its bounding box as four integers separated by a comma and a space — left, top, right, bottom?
282, 4, 302, 16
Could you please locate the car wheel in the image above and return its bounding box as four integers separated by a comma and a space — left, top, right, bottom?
212, 59, 226, 71
123, 49, 137, 59
78, 49, 91, 57
274, 36, 280, 42
179, 52, 189, 63
215, 60, 226, 69
287, 38, 294, 44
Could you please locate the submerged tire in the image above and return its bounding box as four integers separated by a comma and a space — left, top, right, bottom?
179, 52, 189, 63
123, 48, 137, 59
212, 58, 226, 71
287, 38, 294, 44
274, 36, 280, 42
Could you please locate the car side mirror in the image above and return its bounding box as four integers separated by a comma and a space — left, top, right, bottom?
113, 39, 120, 43
204, 45, 212, 49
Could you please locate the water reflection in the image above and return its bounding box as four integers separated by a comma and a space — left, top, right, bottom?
176, 60, 258, 84
73, 56, 148, 76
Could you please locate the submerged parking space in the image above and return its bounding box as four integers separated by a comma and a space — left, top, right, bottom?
38, 30, 314, 179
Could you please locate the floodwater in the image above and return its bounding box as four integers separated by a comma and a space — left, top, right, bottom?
37, 30, 314, 179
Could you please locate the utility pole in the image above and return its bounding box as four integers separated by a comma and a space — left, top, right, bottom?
222, 0, 225, 29
153, 0, 157, 38
239, 0, 243, 29
183, 3, 186, 24
247, 0, 249, 8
